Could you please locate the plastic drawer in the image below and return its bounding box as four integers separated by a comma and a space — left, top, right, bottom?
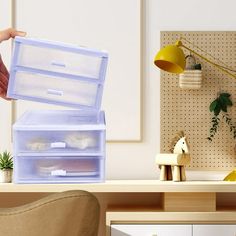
10, 70, 100, 109
17, 43, 103, 79
13, 110, 106, 155
14, 156, 105, 183
14, 130, 105, 155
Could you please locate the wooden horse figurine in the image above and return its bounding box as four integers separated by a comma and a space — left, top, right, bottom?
156, 131, 191, 182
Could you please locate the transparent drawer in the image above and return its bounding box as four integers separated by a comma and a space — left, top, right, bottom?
14, 156, 105, 183
13, 37, 108, 79
11, 70, 100, 108
14, 130, 105, 154
16, 39, 106, 80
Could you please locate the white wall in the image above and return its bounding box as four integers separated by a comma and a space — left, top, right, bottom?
15, 0, 141, 142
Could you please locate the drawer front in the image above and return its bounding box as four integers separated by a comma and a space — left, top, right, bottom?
14, 156, 105, 183
9, 70, 102, 109
111, 224, 192, 236
193, 225, 236, 236
17, 43, 103, 79
14, 130, 105, 155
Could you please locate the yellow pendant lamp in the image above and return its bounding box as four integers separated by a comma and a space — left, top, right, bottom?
154, 41, 186, 74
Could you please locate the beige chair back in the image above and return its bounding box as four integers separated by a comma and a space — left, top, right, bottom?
0, 190, 100, 236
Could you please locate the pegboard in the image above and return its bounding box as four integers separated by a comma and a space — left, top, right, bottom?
160, 31, 236, 170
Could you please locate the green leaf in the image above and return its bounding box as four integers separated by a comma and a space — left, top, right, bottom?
194, 64, 202, 70
214, 102, 221, 116
0, 151, 13, 169
220, 93, 231, 98
209, 99, 218, 112
221, 103, 227, 112
220, 95, 233, 106
218, 97, 227, 112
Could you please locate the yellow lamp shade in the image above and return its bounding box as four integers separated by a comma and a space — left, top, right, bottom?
154, 44, 186, 74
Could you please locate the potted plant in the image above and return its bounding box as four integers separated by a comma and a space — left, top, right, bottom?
0, 151, 13, 183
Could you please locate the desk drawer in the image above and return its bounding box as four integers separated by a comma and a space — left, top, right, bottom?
111, 224, 192, 236
193, 225, 236, 236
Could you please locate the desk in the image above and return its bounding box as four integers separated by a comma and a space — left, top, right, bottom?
1, 180, 236, 192
1, 180, 236, 236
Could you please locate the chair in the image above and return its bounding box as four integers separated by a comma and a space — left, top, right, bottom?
0, 190, 100, 236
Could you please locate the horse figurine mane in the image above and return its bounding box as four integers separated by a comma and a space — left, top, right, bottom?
169, 131, 190, 154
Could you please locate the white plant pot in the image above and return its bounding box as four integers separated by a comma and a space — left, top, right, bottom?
0, 169, 13, 183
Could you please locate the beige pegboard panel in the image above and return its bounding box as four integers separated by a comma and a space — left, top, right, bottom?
160, 31, 236, 170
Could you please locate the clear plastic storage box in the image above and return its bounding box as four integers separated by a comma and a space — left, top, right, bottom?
7, 37, 108, 110
8, 37, 108, 184
13, 110, 105, 183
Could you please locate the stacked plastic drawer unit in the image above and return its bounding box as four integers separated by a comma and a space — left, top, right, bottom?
7, 36, 108, 183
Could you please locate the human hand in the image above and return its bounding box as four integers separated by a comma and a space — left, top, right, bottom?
0, 28, 26, 43
0, 28, 26, 100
